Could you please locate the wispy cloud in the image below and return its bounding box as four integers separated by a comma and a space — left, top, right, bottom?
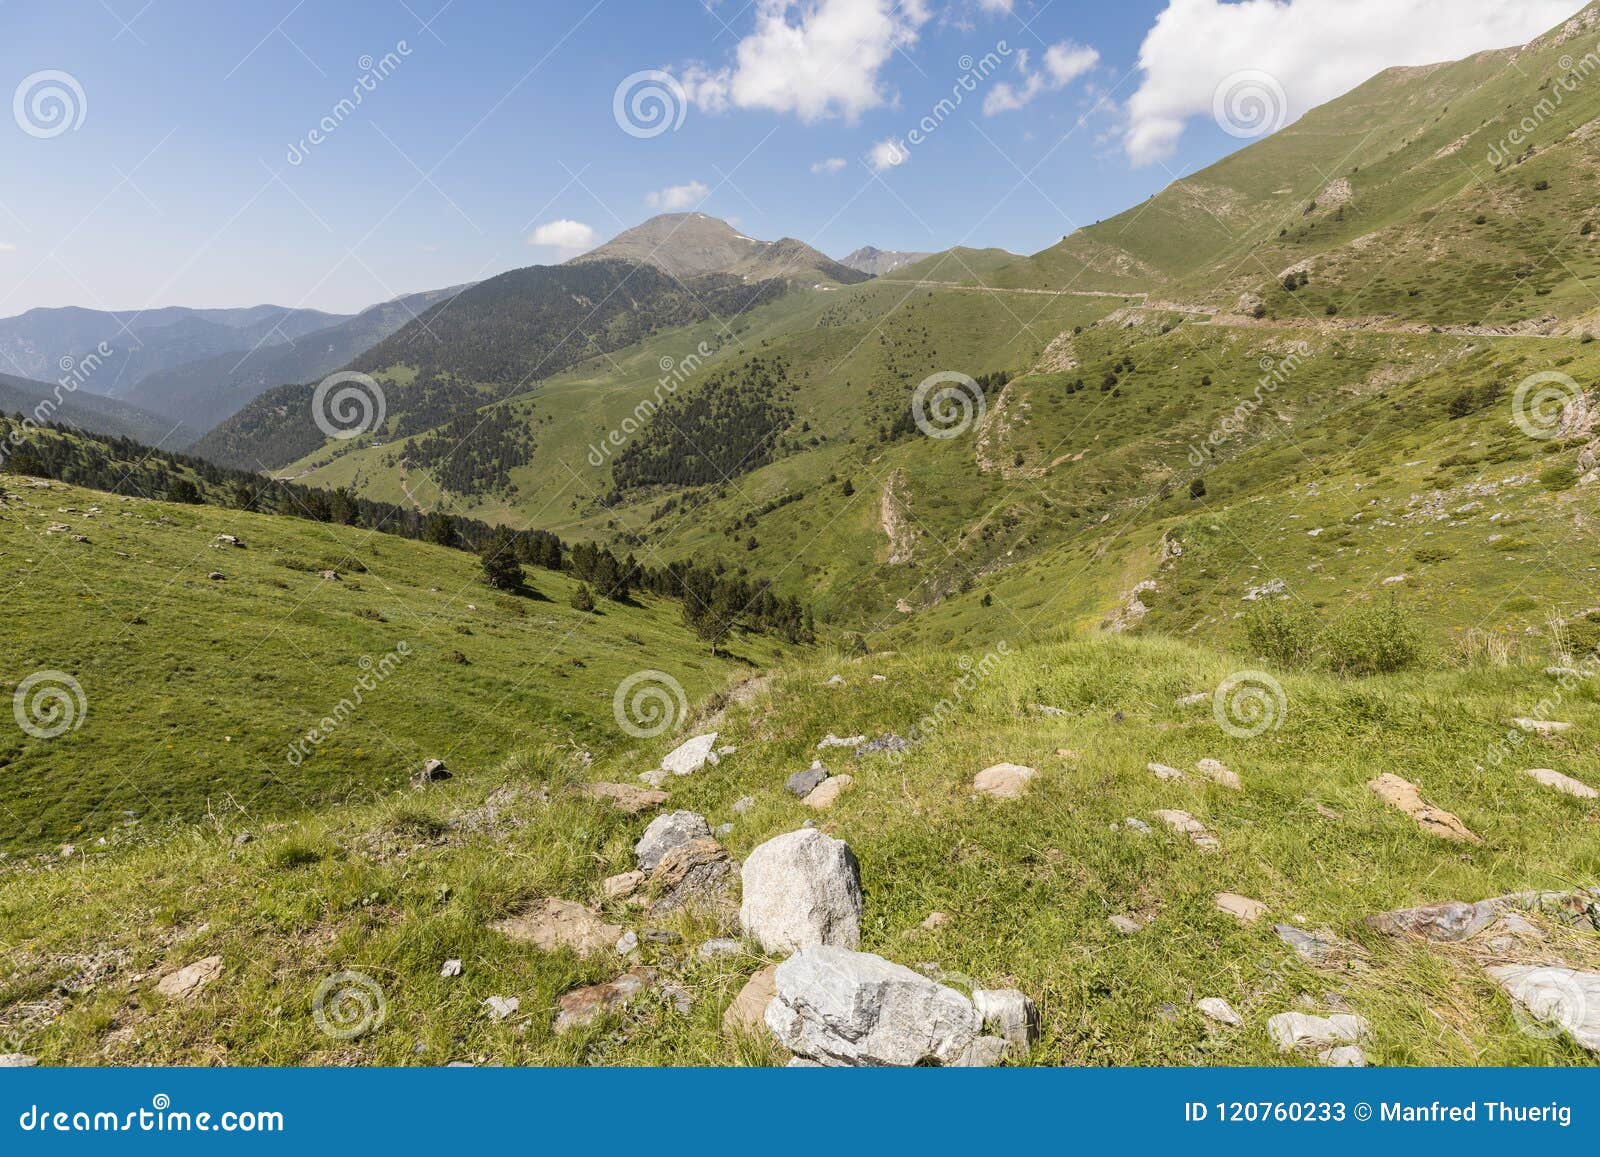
984, 40, 1099, 115
811, 157, 847, 174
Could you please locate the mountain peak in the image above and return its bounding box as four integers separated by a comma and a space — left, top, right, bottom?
577, 214, 866, 286
840, 246, 935, 277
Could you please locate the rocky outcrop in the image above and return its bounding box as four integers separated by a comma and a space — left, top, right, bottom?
635, 810, 712, 872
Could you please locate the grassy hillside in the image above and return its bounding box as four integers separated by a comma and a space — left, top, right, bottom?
0, 475, 790, 853
2, 633, 1595, 1065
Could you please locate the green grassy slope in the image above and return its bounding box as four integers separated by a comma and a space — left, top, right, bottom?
0, 476, 789, 852
2, 634, 1595, 1065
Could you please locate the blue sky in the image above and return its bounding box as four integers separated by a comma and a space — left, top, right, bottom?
0, 0, 1585, 314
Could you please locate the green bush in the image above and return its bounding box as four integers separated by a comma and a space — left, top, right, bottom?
1322, 597, 1422, 675
1540, 464, 1578, 491
1243, 600, 1320, 666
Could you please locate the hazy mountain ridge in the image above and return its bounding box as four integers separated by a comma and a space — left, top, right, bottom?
840, 246, 935, 276
578, 213, 869, 287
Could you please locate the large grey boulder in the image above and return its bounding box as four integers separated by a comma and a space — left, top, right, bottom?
660, 733, 719, 776
740, 829, 863, 953
765, 946, 982, 1066
635, 810, 711, 872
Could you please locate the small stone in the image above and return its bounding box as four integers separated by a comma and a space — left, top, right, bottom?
717, 745, 738, 755
411, 758, 450, 786
697, 938, 743, 961
714, 822, 734, 837
1511, 718, 1573, 736
1273, 924, 1347, 965
731, 795, 757, 815
1148, 762, 1185, 781
803, 774, 853, 809
1368, 773, 1478, 842
484, 995, 519, 1021
1176, 692, 1209, 706
1195, 758, 1240, 789
1521, 768, 1598, 799
1215, 892, 1268, 924
817, 733, 866, 749
871, 674, 887, 683
786, 763, 830, 797
552, 968, 655, 1034
0, 1054, 38, 1067
231, 832, 253, 847
490, 898, 624, 959
825, 675, 846, 686
1109, 914, 1145, 934
972, 988, 1039, 1049
1197, 997, 1242, 1027
635, 810, 712, 872
615, 930, 639, 955
603, 870, 645, 900
440, 958, 463, 978
660, 732, 720, 776
643, 928, 681, 945
638, 768, 671, 788
207, 571, 225, 581
156, 955, 223, 1001
1032, 704, 1066, 717
855, 733, 911, 756
1319, 1045, 1368, 1066
974, 763, 1037, 799
1153, 809, 1218, 850
579, 782, 669, 815
722, 964, 779, 1035
1123, 817, 1151, 835
1266, 1011, 1370, 1053
921, 911, 951, 930
648, 838, 736, 915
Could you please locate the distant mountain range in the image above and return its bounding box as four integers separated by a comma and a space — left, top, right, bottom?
576, 213, 869, 287
0, 289, 472, 441
839, 246, 934, 276
0, 370, 192, 447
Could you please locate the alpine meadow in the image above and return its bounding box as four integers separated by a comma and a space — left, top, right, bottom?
4, 0, 1600, 1088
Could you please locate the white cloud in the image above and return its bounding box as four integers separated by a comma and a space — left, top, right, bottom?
1125, 0, 1589, 165
811, 156, 847, 174
646, 180, 710, 211
527, 219, 597, 257
679, 0, 931, 122
868, 137, 909, 171
978, 0, 1014, 12
0, 241, 15, 252
984, 39, 1099, 115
